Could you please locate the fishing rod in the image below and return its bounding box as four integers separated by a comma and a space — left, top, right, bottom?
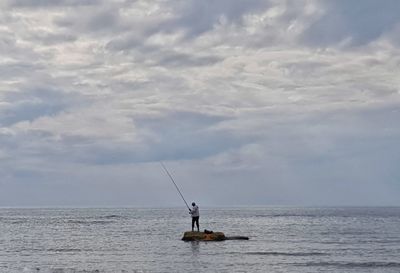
160, 161, 191, 211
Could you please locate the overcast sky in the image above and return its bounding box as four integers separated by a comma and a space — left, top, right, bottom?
1, 0, 399, 207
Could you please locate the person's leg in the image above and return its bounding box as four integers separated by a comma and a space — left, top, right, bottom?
196, 217, 200, 231
191, 217, 195, 231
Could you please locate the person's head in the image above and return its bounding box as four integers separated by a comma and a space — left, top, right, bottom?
192, 202, 196, 206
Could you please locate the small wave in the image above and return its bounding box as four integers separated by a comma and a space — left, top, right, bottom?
66, 220, 113, 225
22, 268, 141, 273
100, 214, 125, 219
319, 241, 349, 245
258, 214, 322, 218
90, 220, 113, 224
47, 248, 83, 253
11, 220, 27, 224
245, 251, 326, 256
295, 261, 400, 268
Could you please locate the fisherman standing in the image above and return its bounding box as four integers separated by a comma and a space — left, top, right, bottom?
189, 202, 200, 232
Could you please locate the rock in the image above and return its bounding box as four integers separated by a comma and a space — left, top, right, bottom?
182, 231, 226, 241
225, 236, 249, 240
182, 231, 249, 241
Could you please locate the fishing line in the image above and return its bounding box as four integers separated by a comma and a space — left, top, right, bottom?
160, 162, 190, 211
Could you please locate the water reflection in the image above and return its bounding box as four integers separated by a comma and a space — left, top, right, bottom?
190, 241, 200, 256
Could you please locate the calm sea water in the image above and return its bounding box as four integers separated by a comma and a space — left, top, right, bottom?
0, 207, 400, 273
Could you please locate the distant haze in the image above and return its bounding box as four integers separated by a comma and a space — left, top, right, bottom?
0, 0, 399, 207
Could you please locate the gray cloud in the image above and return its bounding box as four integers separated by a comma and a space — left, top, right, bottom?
302, 0, 400, 47
152, 52, 223, 68
7, 0, 100, 8
1, 0, 400, 206
0, 88, 84, 126
28, 32, 77, 45
162, 0, 272, 38
53, 5, 126, 35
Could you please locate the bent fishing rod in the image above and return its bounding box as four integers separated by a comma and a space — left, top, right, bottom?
160, 161, 191, 211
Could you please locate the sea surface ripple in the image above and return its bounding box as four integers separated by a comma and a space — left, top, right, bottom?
0, 207, 400, 273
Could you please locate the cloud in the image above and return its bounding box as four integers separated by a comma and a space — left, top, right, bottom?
0, 0, 400, 206
0, 88, 84, 126
54, 5, 124, 34
302, 0, 400, 47
162, 0, 272, 38
6, 0, 100, 8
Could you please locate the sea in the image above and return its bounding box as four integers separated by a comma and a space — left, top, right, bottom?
1, 207, 400, 273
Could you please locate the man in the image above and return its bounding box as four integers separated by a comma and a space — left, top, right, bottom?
189, 202, 200, 232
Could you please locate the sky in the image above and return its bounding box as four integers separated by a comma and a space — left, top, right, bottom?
0, 0, 399, 207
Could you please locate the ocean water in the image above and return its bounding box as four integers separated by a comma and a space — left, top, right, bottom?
0, 207, 400, 273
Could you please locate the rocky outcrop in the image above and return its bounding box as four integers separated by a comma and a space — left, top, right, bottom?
182, 231, 226, 241
182, 231, 249, 241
